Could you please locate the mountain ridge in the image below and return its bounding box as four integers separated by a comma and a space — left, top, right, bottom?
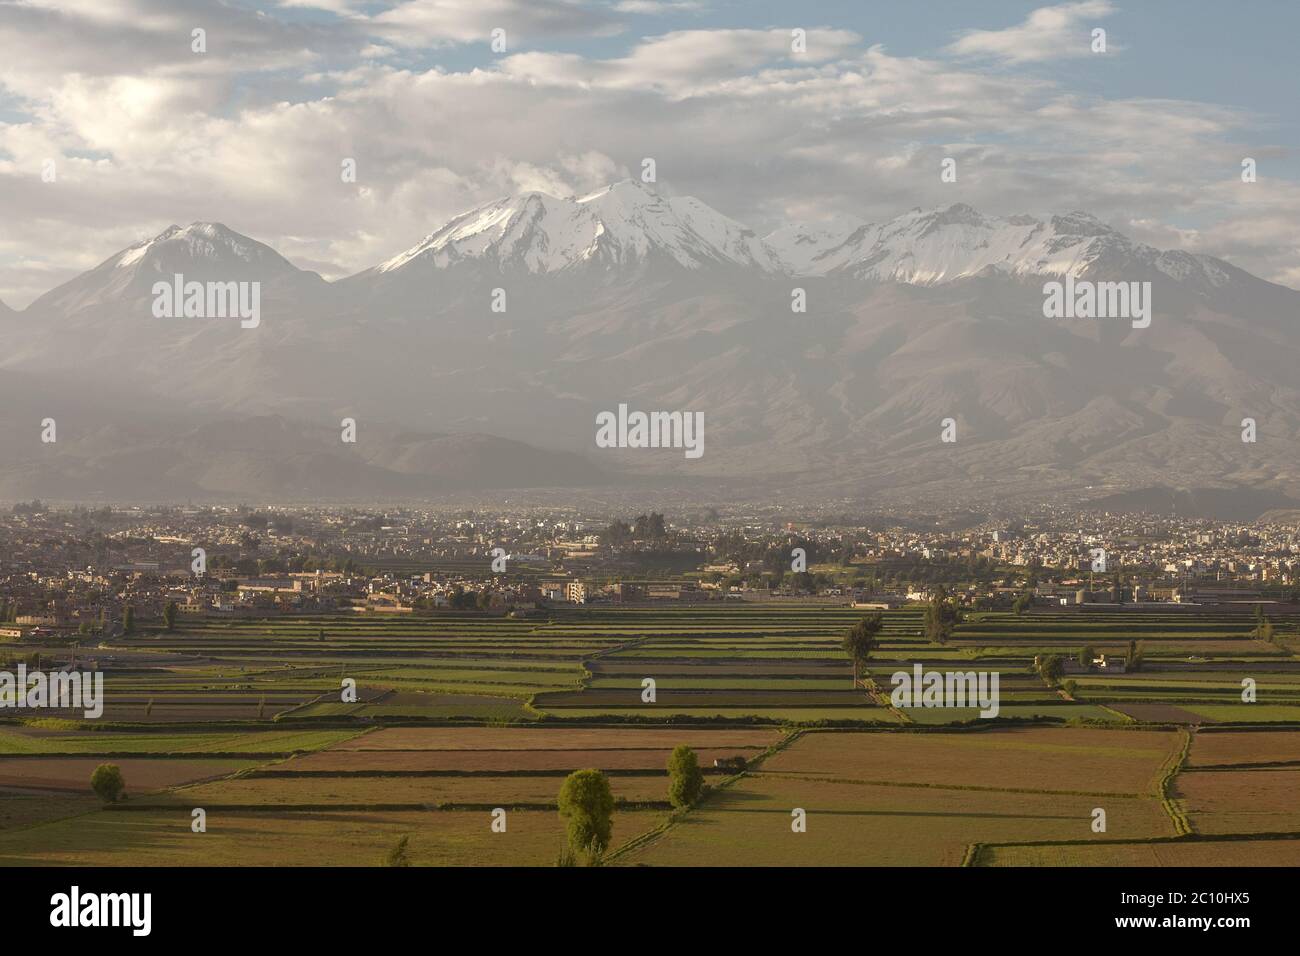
9, 190, 1294, 311
2, 189, 1297, 506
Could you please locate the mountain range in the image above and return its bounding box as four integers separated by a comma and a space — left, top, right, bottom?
2, 179, 1297, 514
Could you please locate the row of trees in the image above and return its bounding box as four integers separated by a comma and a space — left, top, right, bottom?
838, 603, 963, 686
600, 512, 670, 548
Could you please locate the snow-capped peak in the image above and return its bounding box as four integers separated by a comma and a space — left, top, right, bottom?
112, 221, 295, 273
762, 203, 1240, 289
796, 204, 1143, 283
24, 221, 311, 318
763, 213, 869, 275
367, 188, 1243, 287
373, 180, 785, 276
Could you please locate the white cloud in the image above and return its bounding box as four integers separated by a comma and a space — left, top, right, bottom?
1, 1, 1297, 305
612, 1, 704, 13
947, 1, 1116, 64
369, 0, 621, 48
500, 28, 862, 95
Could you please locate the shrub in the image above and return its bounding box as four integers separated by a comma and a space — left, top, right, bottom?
383, 835, 411, 867
90, 763, 125, 804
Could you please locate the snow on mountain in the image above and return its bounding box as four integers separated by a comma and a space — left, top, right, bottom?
26, 222, 318, 318
372, 183, 1238, 286
787, 203, 1236, 287
763, 214, 867, 275
365, 179, 785, 277
2, 194, 1296, 503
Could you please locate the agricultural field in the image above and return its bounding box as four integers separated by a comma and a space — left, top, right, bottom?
17, 605, 1294, 727
0, 808, 664, 867
2, 603, 1298, 866
619, 726, 1182, 866
978, 838, 1300, 866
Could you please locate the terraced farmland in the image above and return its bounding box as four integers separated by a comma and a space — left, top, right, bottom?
1, 602, 1297, 865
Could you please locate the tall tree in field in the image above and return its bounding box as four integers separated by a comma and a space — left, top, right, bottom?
1125, 640, 1145, 672
121, 605, 135, 634
1037, 654, 1065, 686
163, 601, 177, 632
842, 612, 883, 687
1252, 605, 1275, 643
667, 745, 704, 808
557, 769, 614, 863
924, 588, 961, 645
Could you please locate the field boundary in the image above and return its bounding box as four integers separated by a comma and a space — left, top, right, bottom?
1157, 727, 1195, 837
604, 728, 804, 864
748, 770, 1144, 800
968, 830, 1300, 866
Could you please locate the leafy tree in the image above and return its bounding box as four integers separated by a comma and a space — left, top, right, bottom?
1125, 640, 1145, 673
121, 605, 135, 634
630, 512, 668, 542
1252, 605, 1275, 643
1037, 654, 1065, 686
924, 588, 961, 644
1012, 592, 1032, 616
842, 612, 883, 687
557, 769, 615, 862
383, 835, 411, 867
90, 763, 125, 804
599, 520, 633, 548
163, 601, 178, 632
667, 745, 704, 808
1077, 645, 1096, 671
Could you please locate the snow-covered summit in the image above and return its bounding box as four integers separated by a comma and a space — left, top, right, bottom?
372, 179, 785, 276
774, 203, 1232, 287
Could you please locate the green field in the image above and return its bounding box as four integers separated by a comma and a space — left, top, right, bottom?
2, 603, 1297, 866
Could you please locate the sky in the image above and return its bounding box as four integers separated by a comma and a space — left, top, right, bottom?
0, 0, 1296, 307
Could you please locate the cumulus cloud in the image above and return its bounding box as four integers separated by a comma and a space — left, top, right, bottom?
947, 1, 1116, 64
